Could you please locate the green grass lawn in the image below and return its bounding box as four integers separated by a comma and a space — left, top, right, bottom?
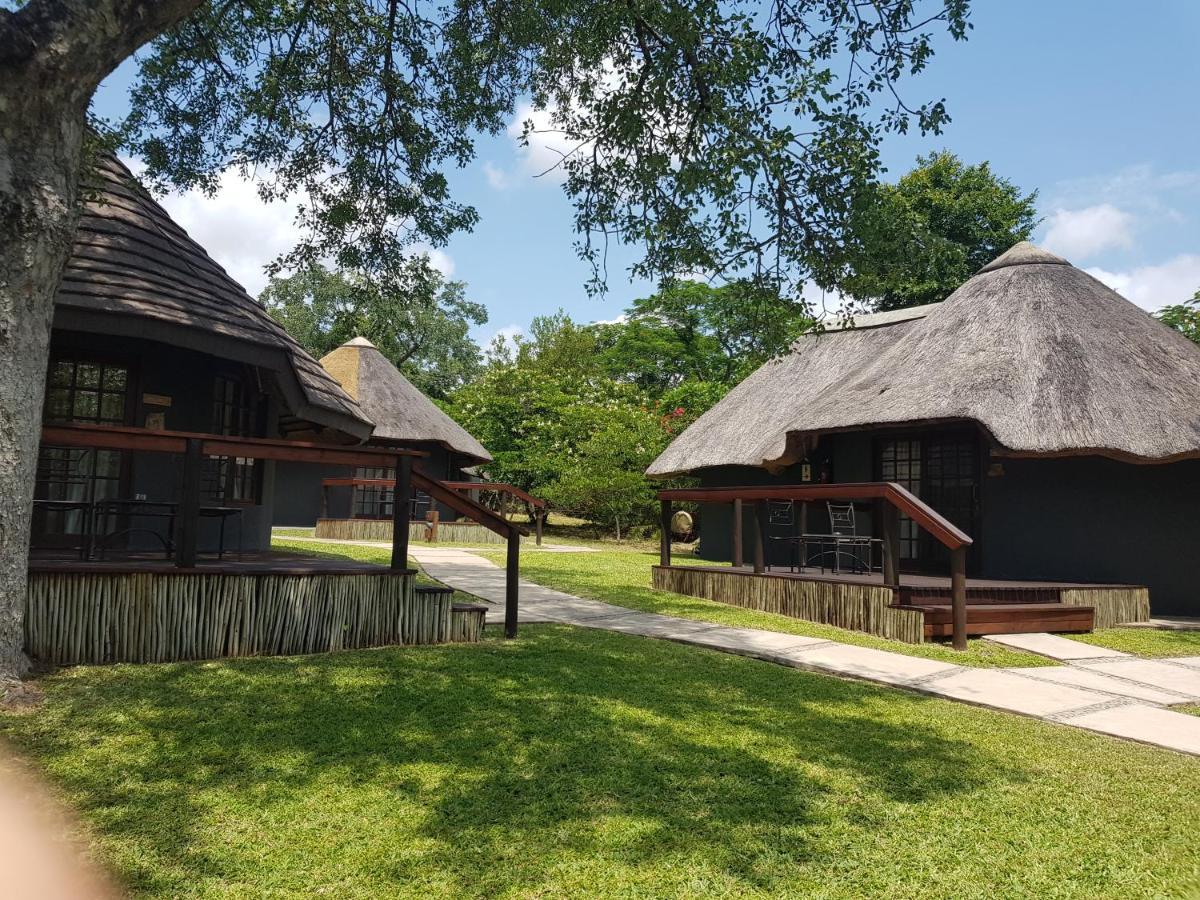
470, 545, 1049, 668
1066, 628, 1200, 658
3, 626, 1198, 899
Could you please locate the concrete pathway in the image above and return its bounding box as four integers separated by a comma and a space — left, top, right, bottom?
410, 546, 1200, 757
984, 631, 1130, 661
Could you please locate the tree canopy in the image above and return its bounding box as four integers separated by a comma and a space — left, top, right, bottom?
259, 258, 486, 399
109, 0, 971, 295
596, 280, 814, 393
834, 151, 1037, 310
1157, 291, 1200, 344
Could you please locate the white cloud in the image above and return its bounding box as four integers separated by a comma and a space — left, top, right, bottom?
485, 323, 524, 347
408, 244, 455, 278
1041, 204, 1134, 261
506, 100, 584, 184
155, 169, 303, 296
1085, 254, 1200, 312
482, 160, 511, 191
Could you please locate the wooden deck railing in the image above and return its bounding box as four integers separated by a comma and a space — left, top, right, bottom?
656, 482, 975, 649
39, 424, 528, 638
322, 476, 547, 546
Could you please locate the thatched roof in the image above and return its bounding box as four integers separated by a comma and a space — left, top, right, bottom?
53, 154, 373, 440
648, 242, 1200, 476
320, 338, 492, 463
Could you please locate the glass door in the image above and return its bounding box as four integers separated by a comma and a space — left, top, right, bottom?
33, 357, 132, 548
876, 431, 980, 572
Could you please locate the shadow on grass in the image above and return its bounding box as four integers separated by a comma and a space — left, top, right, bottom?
0, 626, 1017, 897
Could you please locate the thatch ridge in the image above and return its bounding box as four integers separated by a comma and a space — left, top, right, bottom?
648, 241, 1200, 476
320, 338, 492, 463
54, 154, 373, 440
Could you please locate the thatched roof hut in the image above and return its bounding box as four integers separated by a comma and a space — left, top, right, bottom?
648, 242, 1200, 477
320, 338, 492, 463
53, 154, 372, 440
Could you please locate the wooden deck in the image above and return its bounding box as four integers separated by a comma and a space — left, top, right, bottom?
27, 549, 412, 576
657, 564, 1150, 640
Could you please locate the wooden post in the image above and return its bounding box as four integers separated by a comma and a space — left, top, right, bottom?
176, 438, 202, 568
881, 501, 901, 588
951, 546, 967, 651
753, 500, 767, 574
535, 508, 544, 546
505, 528, 519, 639
320, 483, 329, 518
427, 509, 439, 543
391, 455, 412, 571
731, 498, 744, 568
660, 499, 672, 567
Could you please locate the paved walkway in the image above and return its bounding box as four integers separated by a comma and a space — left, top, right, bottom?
409, 546, 1200, 757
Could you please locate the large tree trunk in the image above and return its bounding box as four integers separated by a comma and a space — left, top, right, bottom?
0, 0, 205, 686
0, 88, 89, 683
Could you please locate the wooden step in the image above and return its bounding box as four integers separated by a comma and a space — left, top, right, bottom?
901, 588, 1063, 607
897, 603, 1095, 638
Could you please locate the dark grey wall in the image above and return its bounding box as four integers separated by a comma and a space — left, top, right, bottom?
981, 455, 1200, 616
691, 430, 1200, 616
47, 331, 278, 553
271, 443, 480, 528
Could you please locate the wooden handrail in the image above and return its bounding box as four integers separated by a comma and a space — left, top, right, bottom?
655, 482, 972, 550
439, 481, 548, 509
410, 471, 529, 539
41, 423, 425, 468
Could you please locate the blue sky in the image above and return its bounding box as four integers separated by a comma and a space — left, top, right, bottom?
91, 0, 1200, 346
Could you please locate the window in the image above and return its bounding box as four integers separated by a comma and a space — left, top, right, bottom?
35, 357, 131, 540
44, 358, 128, 424
353, 466, 394, 519
351, 466, 426, 520
878, 438, 922, 560
205, 374, 263, 504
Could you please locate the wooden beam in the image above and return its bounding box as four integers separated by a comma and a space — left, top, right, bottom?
881, 501, 901, 588
505, 530, 520, 639
951, 546, 967, 651
41, 423, 426, 468
732, 498, 744, 568
753, 501, 767, 574
660, 500, 672, 567
175, 438, 202, 568
391, 455, 412, 571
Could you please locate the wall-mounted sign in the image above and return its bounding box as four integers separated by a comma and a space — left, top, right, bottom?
144, 412, 167, 431
142, 393, 172, 407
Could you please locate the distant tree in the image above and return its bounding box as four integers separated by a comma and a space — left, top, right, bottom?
539, 407, 672, 540
598, 280, 814, 394
260, 259, 487, 399
1157, 291, 1200, 344
836, 151, 1038, 310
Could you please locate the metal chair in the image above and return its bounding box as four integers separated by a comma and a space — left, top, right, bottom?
823, 501, 876, 574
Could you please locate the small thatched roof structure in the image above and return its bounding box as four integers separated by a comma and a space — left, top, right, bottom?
648, 242, 1200, 477
53, 154, 372, 440
320, 338, 492, 463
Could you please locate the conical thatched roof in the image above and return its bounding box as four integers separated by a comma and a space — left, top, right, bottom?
53, 154, 373, 440
320, 338, 492, 463
648, 242, 1200, 476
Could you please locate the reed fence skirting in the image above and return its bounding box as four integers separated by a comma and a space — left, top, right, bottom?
24, 570, 469, 665
314, 518, 510, 545
652, 566, 925, 644
449, 605, 487, 643
1060, 587, 1150, 629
